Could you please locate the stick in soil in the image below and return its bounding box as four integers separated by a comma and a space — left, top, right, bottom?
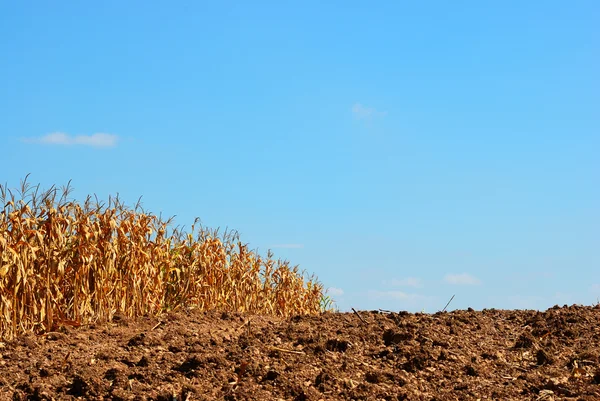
441, 294, 455, 313
352, 308, 368, 325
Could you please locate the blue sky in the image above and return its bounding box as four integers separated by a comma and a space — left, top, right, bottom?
1, 2, 598, 312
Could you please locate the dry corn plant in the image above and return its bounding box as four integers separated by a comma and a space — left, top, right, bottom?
0, 177, 326, 340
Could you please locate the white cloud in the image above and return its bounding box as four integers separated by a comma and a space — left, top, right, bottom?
23, 132, 118, 148
370, 290, 410, 300
509, 271, 555, 281
385, 277, 423, 288
506, 295, 546, 310
444, 273, 481, 286
270, 244, 304, 249
362, 290, 439, 312
351, 103, 387, 119
327, 287, 344, 296
367, 290, 427, 301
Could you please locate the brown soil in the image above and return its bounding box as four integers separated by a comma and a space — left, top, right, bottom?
2, 305, 599, 400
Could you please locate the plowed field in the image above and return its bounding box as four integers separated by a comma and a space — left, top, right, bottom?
2, 305, 599, 400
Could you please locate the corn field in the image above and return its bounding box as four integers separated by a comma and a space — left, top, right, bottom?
0, 177, 325, 340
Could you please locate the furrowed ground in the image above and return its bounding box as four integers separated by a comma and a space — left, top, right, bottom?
2, 305, 599, 400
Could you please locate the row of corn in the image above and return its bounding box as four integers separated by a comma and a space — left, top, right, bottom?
0, 178, 324, 340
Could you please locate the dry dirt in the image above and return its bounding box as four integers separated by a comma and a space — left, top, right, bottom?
1, 305, 599, 400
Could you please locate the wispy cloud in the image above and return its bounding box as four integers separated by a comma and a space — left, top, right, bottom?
270, 244, 304, 249
506, 295, 546, 310
509, 271, 555, 281
385, 277, 423, 288
552, 292, 580, 306
367, 290, 427, 301
327, 287, 344, 296
23, 132, 118, 148
444, 273, 481, 286
364, 290, 438, 312
351, 103, 387, 119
